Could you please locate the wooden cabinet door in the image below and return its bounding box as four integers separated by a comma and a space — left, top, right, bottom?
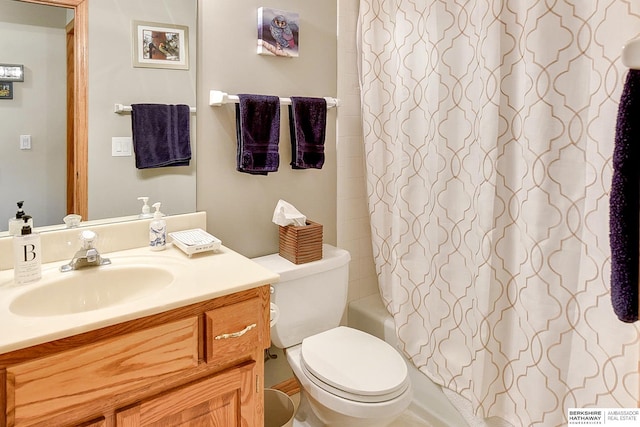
7, 318, 198, 427
116, 361, 258, 427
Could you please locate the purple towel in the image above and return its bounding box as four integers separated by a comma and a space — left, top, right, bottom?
236, 94, 280, 175
131, 104, 191, 169
288, 97, 327, 169
610, 69, 640, 323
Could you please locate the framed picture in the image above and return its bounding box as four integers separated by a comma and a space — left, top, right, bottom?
0, 82, 13, 99
132, 21, 189, 70
0, 64, 24, 82
257, 8, 300, 57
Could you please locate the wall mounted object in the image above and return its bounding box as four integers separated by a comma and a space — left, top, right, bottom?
132, 21, 189, 70
209, 90, 339, 109
257, 7, 299, 57
622, 35, 640, 69
0, 82, 13, 99
114, 103, 196, 114
0, 64, 24, 82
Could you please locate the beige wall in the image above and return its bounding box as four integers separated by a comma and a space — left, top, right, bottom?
194, 0, 378, 296
197, 1, 337, 258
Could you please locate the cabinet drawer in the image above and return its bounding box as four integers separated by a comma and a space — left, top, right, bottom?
205, 297, 264, 365
7, 317, 199, 426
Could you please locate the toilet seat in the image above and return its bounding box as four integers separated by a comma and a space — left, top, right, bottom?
300, 326, 410, 403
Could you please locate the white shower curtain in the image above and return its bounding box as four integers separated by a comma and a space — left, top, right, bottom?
358, 1, 640, 426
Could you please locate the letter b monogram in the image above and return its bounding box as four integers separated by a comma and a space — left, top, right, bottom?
22, 244, 37, 262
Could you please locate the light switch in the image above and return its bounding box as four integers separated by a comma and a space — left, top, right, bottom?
112, 137, 132, 157
20, 135, 31, 150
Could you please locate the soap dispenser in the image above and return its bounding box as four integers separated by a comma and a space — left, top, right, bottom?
138, 197, 152, 219
12, 215, 42, 284
8, 201, 32, 236
149, 202, 166, 251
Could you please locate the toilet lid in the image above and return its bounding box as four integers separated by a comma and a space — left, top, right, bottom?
300, 327, 409, 402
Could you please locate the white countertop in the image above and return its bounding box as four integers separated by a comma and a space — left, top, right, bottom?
0, 244, 279, 354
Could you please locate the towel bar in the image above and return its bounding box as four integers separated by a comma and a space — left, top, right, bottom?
209, 90, 339, 109
622, 35, 640, 70
114, 104, 197, 114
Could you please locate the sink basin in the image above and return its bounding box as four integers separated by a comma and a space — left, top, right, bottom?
10, 265, 174, 317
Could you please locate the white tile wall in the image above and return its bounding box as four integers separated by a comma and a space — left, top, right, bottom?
337, 0, 379, 304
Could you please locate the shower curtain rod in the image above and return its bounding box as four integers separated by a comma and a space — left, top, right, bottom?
622, 35, 640, 69
209, 90, 340, 109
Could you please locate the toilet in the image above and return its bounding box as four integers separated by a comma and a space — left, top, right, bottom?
253, 244, 412, 427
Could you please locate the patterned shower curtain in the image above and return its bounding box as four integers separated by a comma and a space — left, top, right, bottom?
358, 1, 640, 426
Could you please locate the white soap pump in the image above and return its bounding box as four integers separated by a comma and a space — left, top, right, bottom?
138, 196, 152, 219
149, 202, 166, 251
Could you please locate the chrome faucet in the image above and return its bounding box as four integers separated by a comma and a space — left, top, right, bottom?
60, 230, 111, 272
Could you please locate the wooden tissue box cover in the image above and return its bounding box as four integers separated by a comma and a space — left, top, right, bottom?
279, 220, 323, 264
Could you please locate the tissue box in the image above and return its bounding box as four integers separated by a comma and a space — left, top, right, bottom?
279, 220, 323, 264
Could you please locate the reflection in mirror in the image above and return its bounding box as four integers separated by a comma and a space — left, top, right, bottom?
1, 0, 196, 234
0, 0, 88, 231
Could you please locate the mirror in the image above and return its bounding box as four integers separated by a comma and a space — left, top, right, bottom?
1, 0, 196, 233
1, 0, 87, 229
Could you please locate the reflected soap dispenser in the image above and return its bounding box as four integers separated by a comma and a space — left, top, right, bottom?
138, 196, 152, 219
149, 202, 166, 251
8, 201, 32, 236
13, 215, 42, 285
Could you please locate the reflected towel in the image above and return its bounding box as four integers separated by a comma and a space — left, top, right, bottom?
288, 97, 327, 169
610, 69, 640, 323
236, 94, 280, 175
131, 104, 191, 169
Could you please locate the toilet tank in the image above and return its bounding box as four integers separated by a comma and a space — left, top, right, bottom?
252, 244, 351, 348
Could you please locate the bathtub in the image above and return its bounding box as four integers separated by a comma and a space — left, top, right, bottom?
348, 294, 507, 427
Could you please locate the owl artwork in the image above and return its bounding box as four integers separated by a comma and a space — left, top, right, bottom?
270, 15, 295, 50
258, 8, 300, 57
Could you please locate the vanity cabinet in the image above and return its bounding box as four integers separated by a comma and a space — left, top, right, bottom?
0, 285, 270, 427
